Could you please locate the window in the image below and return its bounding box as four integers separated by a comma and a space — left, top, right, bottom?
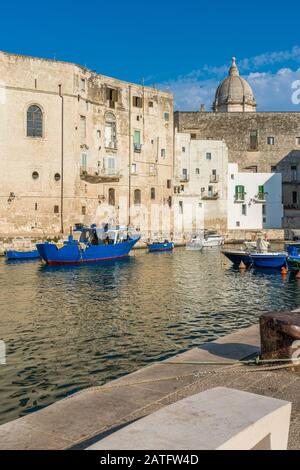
131, 163, 137, 174
242, 204, 247, 215
148, 101, 153, 107
291, 165, 297, 182
81, 152, 88, 170
80, 116, 86, 139
179, 201, 183, 214
196, 168, 200, 175
236, 221, 240, 227
262, 204, 266, 216
182, 147, 186, 153
107, 156, 116, 175
161, 148, 166, 158
235, 185, 245, 201
27, 105, 43, 137
250, 130, 258, 150
108, 188, 115, 206
106, 87, 118, 108
134, 189, 141, 205
32, 171, 39, 180
208, 185, 213, 197
105, 112, 117, 148
82, 206, 86, 215
34, 203, 38, 211
206, 152, 212, 160
167, 179, 171, 189
292, 191, 298, 204
267, 136, 275, 145
296, 137, 300, 145
246, 165, 257, 173
231, 174, 234, 179
164, 112, 169, 121
191, 133, 196, 139
80, 78, 86, 92
150, 187, 155, 200
133, 130, 141, 152
97, 130, 101, 138
133, 96, 143, 108
54, 205, 59, 214
54, 173, 61, 181
271, 165, 277, 172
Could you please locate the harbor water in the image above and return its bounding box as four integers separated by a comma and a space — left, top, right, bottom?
0, 246, 299, 425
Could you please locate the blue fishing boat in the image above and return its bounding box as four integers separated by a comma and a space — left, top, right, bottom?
5, 249, 40, 260
221, 249, 252, 266
36, 225, 140, 265
251, 252, 287, 269
148, 241, 174, 252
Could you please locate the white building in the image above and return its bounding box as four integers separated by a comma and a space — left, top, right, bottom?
228, 163, 283, 230
174, 132, 228, 237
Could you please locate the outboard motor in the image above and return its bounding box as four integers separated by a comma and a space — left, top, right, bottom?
287, 245, 299, 257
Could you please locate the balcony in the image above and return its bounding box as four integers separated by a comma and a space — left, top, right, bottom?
234, 193, 246, 202
80, 166, 120, 183
105, 140, 117, 150
209, 175, 219, 183
134, 143, 142, 153
253, 192, 267, 203
202, 191, 219, 200
180, 174, 189, 183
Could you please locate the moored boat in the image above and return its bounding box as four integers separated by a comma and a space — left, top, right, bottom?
221, 249, 252, 266
203, 232, 224, 247
5, 249, 40, 260
186, 236, 204, 251
148, 241, 174, 252
251, 252, 287, 269
36, 225, 140, 265
286, 245, 300, 271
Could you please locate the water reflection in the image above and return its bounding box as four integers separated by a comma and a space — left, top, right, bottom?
0, 247, 299, 425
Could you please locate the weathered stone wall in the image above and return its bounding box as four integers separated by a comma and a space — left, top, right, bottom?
0, 51, 174, 238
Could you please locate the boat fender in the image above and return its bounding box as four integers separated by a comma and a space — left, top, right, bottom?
239, 261, 247, 269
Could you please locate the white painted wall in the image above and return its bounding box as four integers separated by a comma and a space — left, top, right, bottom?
228, 163, 283, 230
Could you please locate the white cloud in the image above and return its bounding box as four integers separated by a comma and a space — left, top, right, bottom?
158, 47, 300, 111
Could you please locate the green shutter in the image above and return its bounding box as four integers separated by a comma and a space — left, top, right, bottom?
235, 185, 245, 194
258, 185, 264, 194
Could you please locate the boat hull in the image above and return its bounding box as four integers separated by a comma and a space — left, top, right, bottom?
5, 250, 40, 260
287, 257, 300, 271
251, 253, 287, 269
36, 237, 140, 265
222, 250, 252, 266
148, 242, 174, 252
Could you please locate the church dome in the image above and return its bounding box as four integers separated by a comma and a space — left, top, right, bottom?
213, 57, 256, 112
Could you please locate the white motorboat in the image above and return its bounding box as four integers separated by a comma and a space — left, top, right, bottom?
186, 236, 204, 251
202, 233, 224, 247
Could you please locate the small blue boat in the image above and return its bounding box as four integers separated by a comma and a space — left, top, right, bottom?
251, 252, 287, 269
221, 249, 252, 266
5, 249, 40, 260
148, 241, 174, 252
36, 225, 140, 265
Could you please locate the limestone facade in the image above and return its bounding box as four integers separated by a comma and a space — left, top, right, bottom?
0, 51, 173, 239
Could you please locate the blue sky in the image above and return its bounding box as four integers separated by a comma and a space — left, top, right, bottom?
1, 0, 300, 111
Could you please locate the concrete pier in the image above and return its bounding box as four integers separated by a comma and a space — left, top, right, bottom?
0, 323, 300, 449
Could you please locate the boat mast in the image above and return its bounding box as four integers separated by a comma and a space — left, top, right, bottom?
128, 85, 132, 227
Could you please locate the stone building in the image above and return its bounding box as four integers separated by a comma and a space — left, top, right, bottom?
174, 57, 300, 233
0, 51, 173, 239
174, 132, 228, 236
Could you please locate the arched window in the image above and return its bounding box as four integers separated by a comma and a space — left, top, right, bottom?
27, 105, 43, 137
150, 187, 155, 200
134, 189, 141, 205
108, 188, 115, 206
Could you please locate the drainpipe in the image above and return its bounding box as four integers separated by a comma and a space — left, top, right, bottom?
59, 84, 64, 235
128, 85, 132, 226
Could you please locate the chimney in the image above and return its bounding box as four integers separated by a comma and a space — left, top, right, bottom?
200, 104, 205, 112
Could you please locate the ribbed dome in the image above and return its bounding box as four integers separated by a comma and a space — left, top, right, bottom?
213, 57, 256, 112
